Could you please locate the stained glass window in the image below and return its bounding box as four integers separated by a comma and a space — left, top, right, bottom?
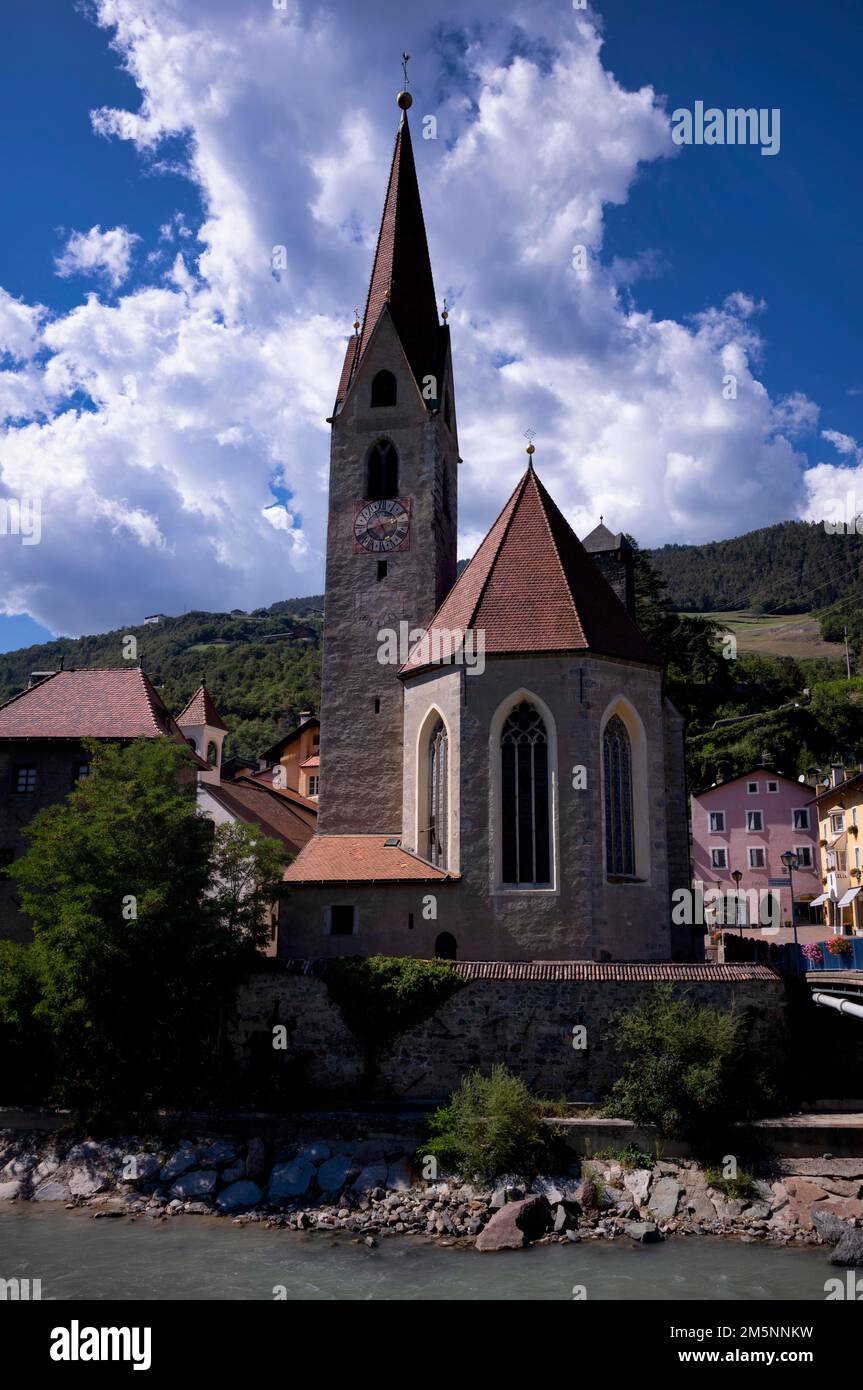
501, 701, 550, 885
428, 718, 448, 867
604, 714, 635, 876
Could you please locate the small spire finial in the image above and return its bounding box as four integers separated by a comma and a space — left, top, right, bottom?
599, 513, 603, 526
353, 308, 360, 335
397, 52, 413, 109
524, 427, 536, 461
441, 296, 449, 323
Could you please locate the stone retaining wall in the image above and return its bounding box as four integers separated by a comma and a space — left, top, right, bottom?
232, 964, 786, 1101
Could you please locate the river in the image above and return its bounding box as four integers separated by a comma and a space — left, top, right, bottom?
0, 1205, 832, 1300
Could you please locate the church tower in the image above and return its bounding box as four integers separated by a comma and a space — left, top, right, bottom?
317, 88, 459, 835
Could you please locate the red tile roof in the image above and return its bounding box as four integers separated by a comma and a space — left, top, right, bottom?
239, 771, 319, 817
337, 111, 443, 406
400, 465, 659, 672
0, 669, 194, 743
300, 755, 320, 769
176, 683, 230, 732
449, 961, 780, 982
205, 781, 315, 857
284, 834, 455, 883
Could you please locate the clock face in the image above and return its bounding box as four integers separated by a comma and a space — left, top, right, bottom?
353, 497, 411, 554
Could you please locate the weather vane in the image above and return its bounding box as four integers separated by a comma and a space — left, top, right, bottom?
402, 52, 411, 89
353, 308, 360, 336
524, 427, 536, 457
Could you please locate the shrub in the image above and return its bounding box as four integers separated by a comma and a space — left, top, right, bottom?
704, 1167, 757, 1202
321, 955, 465, 1077
419, 1064, 566, 1182
601, 984, 777, 1148
592, 1143, 654, 1171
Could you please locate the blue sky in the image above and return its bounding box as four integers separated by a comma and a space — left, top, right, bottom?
0, 0, 860, 653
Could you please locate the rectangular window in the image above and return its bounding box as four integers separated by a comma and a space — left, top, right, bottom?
794, 845, 813, 868
746, 810, 763, 832
72, 762, 91, 787
307, 776, 319, 797
329, 905, 356, 936
710, 847, 727, 869
709, 810, 725, 832
856, 847, 861, 870
766, 780, 779, 793
749, 847, 766, 869
831, 812, 845, 834
12, 766, 37, 794
377, 560, 388, 581
838, 850, 847, 873
747, 781, 758, 794
792, 808, 810, 830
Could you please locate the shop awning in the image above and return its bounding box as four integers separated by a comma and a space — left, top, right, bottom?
837, 887, 862, 909
809, 892, 831, 907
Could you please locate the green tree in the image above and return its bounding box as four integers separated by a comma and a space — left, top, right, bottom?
4, 737, 286, 1114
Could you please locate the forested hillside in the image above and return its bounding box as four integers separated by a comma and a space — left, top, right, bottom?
0, 599, 324, 760
649, 521, 863, 614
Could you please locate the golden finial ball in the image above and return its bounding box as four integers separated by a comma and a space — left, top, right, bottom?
526, 443, 536, 456
397, 90, 413, 110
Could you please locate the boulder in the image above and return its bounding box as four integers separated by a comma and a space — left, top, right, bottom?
197, 1141, 236, 1167
624, 1220, 662, 1244
269, 1160, 315, 1201
552, 1202, 579, 1234
245, 1138, 268, 1183
648, 1176, 681, 1221
220, 1160, 245, 1185
296, 1142, 332, 1166
68, 1164, 111, 1199
625, 1169, 653, 1206
531, 1176, 566, 1205
160, 1147, 198, 1184
0, 1178, 23, 1200
217, 1181, 263, 1214
386, 1159, 413, 1192
123, 1153, 161, 1183
475, 1196, 551, 1252
352, 1162, 388, 1192
169, 1170, 218, 1200
318, 1155, 353, 1193
32, 1180, 69, 1201
783, 1178, 830, 1229
30, 1157, 60, 1185
351, 1141, 387, 1165
812, 1206, 863, 1266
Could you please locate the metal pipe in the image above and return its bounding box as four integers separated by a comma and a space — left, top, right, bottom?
813, 992, 863, 1020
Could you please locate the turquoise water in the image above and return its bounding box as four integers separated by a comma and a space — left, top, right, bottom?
0, 1205, 832, 1300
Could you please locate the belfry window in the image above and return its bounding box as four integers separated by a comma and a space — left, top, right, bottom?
604, 714, 635, 877
501, 701, 550, 886
367, 439, 398, 500
371, 370, 397, 407
428, 718, 448, 867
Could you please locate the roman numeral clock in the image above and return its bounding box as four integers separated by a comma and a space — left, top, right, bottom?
353, 497, 412, 554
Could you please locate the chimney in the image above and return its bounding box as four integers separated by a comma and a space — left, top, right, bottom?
831, 764, 845, 788
28, 671, 56, 689
298, 710, 314, 725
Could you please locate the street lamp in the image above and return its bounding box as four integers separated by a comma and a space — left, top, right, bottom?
731, 869, 743, 935
780, 850, 800, 949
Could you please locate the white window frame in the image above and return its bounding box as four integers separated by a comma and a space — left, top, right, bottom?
710, 847, 728, 870
794, 845, 813, 868
830, 812, 845, 835
749, 847, 766, 869
766, 780, 779, 793
792, 807, 810, 831
709, 810, 726, 833
746, 809, 764, 832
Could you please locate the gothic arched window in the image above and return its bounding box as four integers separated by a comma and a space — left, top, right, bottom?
428, 718, 448, 867
603, 714, 635, 877
435, 931, 457, 960
207, 741, 218, 766
501, 701, 550, 886
371, 370, 397, 407
367, 439, 399, 500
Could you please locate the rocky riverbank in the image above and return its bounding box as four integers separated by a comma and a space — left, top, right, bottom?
2, 1131, 862, 1261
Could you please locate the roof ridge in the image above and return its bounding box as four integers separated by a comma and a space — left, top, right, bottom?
0, 669, 63, 715
528, 468, 579, 622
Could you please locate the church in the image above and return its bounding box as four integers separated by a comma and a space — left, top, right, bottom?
281, 88, 693, 963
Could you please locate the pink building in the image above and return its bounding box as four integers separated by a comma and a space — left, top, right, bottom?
691, 767, 819, 928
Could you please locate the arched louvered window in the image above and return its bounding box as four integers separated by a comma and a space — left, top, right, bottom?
501, 701, 550, 886
367, 439, 399, 500
604, 714, 635, 876
428, 718, 448, 867
371, 370, 397, 407
207, 741, 218, 766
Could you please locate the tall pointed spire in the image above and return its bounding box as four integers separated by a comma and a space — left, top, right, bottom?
337, 96, 443, 406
